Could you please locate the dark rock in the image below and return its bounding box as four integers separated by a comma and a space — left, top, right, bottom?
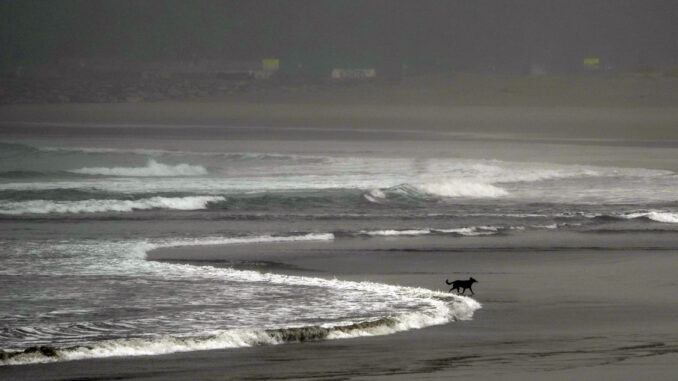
23, 345, 58, 357
269, 326, 330, 342
40, 346, 58, 357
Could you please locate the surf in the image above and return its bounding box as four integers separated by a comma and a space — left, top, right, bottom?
0, 233, 481, 365
0, 235, 480, 366
68, 159, 207, 177
0, 196, 225, 215
1, 291, 478, 366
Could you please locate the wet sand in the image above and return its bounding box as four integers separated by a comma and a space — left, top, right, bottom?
4, 231, 678, 380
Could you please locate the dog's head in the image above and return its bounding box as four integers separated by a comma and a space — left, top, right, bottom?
469, 277, 478, 283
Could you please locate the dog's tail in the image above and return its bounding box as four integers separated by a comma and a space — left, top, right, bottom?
445, 279, 453, 285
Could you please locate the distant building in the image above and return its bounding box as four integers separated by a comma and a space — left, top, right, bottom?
262, 59, 280, 72
583, 57, 600, 70
255, 58, 280, 79
330, 68, 376, 80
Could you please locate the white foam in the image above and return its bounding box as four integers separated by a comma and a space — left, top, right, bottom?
0, 196, 224, 215
2, 295, 477, 365
4, 155, 678, 204
0, 234, 480, 366
2, 291, 479, 365
424, 159, 672, 183
362, 229, 432, 236
435, 226, 500, 236
623, 210, 678, 224
328, 295, 479, 339
413, 180, 508, 198
533, 224, 559, 229
69, 159, 207, 177
364, 188, 387, 203
361, 226, 500, 237
0, 330, 280, 365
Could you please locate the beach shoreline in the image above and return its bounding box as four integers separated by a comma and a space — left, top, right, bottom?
2, 83, 678, 379
2, 71, 678, 143
3, 232, 678, 380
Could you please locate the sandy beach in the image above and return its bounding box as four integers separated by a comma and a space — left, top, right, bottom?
2, 78, 678, 379
2, 229, 678, 380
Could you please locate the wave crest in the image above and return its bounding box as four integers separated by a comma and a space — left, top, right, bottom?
0, 196, 225, 215
361, 226, 500, 237
622, 210, 678, 224
413, 181, 508, 198
69, 159, 207, 177
1, 295, 479, 366
363, 182, 508, 204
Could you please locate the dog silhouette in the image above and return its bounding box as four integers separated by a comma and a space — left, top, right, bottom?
446, 277, 477, 295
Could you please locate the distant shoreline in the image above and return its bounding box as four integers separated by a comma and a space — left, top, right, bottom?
2, 72, 678, 107
2, 101, 678, 142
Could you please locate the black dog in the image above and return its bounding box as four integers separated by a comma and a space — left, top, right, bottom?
446, 277, 478, 295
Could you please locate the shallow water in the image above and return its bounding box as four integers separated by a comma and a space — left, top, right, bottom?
2, 132, 678, 365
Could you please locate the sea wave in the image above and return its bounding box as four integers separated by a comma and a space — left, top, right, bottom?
0, 196, 225, 215
364, 182, 508, 203
414, 180, 508, 198
360, 226, 500, 237
621, 210, 678, 224
364, 188, 387, 203
556, 210, 678, 224
1, 235, 479, 366
1, 291, 478, 365
68, 159, 207, 177
362, 229, 432, 236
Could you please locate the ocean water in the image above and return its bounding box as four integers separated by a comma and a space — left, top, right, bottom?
2, 135, 678, 366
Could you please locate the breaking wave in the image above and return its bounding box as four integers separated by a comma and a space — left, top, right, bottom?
364, 188, 387, 203
0, 235, 479, 366
413, 181, 508, 198
0, 196, 225, 215
68, 159, 207, 177
363, 182, 508, 203
360, 226, 500, 237
621, 210, 678, 224
557, 210, 678, 224
1, 291, 478, 366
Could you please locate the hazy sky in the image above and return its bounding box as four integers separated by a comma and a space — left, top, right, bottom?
2, 0, 677, 73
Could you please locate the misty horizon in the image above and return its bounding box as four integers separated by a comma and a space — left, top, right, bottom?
2, 0, 678, 75
3, 2, 678, 380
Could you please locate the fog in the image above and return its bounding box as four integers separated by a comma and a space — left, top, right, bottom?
1, 1, 677, 139
2, 0, 678, 73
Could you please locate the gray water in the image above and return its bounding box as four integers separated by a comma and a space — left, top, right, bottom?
2, 128, 678, 365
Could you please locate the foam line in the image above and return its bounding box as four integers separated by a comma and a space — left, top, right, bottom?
0, 196, 225, 215
69, 159, 207, 177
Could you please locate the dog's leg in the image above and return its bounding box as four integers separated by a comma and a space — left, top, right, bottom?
469, 287, 474, 295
